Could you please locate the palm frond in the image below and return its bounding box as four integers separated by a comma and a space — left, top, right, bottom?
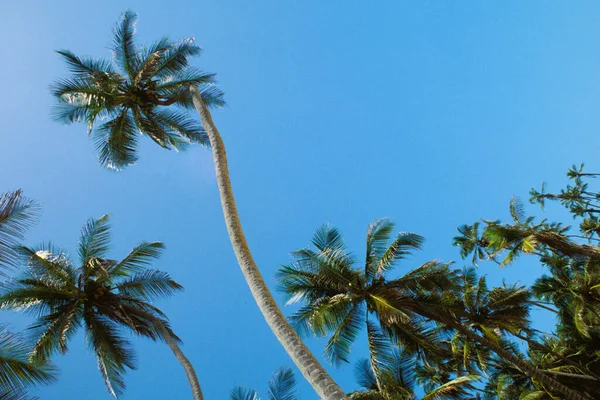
366, 321, 394, 387
153, 38, 202, 79
422, 374, 480, 400
93, 109, 139, 170
312, 224, 346, 252
355, 358, 378, 390
29, 302, 81, 362
324, 302, 363, 366
114, 270, 182, 301
365, 218, 395, 281
267, 367, 297, 400
78, 215, 112, 266
152, 109, 209, 147
17, 245, 77, 289
231, 387, 260, 400
375, 232, 424, 278
112, 9, 138, 80
109, 242, 164, 277
84, 314, 135, 398
0, 191, 39, 272
56, 49, 115, 76
0, 325, 56, 391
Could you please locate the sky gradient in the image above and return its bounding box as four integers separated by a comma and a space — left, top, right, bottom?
2, 1, 600, 398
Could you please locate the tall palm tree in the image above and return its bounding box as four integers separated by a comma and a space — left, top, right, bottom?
231, 367, 298, 400
0, 215, 202, 399
278, 219, 588, 400
52, 10, 345, 399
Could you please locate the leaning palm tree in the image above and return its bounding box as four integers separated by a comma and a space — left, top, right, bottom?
231, 367, 298, 400
278, 219, 588, 400
52, 10, 344, 400
278, 219, 458, 391
0, 215, 202, 399
0, 325, 56, 400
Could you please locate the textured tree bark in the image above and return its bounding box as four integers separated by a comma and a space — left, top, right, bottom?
130, 308, 203, 400
191, 86, 346, 400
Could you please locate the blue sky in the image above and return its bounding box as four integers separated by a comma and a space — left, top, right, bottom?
2, 1, 600, 398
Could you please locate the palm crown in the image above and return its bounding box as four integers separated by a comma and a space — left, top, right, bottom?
52, 9, 224, 169
277, 219, 462, 389
0, 215, 182, 398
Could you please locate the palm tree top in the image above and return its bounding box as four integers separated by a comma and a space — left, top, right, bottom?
52, 9, 225, 170
0, 214, 183, 398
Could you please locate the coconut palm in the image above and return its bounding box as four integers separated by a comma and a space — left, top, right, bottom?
0, 215, 202, 399
277, 219, 460, 390
52, 10, 344, 399
279, 219, 589, 400
231, 367, 298, 400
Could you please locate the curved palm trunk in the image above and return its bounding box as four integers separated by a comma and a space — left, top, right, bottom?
130, 308, 203, 400
191, 87, 346, 400
436, 315, 588, 400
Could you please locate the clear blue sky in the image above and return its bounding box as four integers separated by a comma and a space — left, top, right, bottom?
2, 1, 600, 398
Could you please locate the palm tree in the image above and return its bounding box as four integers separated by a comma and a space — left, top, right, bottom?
278, 219, 588, 400
0, 325, 56, 400
277, 219, 459, 391
52, 10, 345, 399
231, 367, 298, 400
0, 215, 202, 399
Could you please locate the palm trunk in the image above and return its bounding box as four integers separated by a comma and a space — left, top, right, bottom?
129, 308, 204, 400
438, 315, 588, 400
191, 87, 346, 400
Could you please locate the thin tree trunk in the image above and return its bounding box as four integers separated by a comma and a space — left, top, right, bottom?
129, 308, 204, 400
191, 86, 346, 400
438, 316, 589, 400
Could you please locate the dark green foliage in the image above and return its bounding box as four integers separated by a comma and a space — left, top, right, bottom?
52, 9, 224, 170
0, 215, 182, 398
454, 164, 600, 398
278, 219, 490, 398
0, 326, 56, 399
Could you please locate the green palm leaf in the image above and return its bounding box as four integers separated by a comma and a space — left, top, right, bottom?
267, 367, 297, 400
0, 191, 39, 273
